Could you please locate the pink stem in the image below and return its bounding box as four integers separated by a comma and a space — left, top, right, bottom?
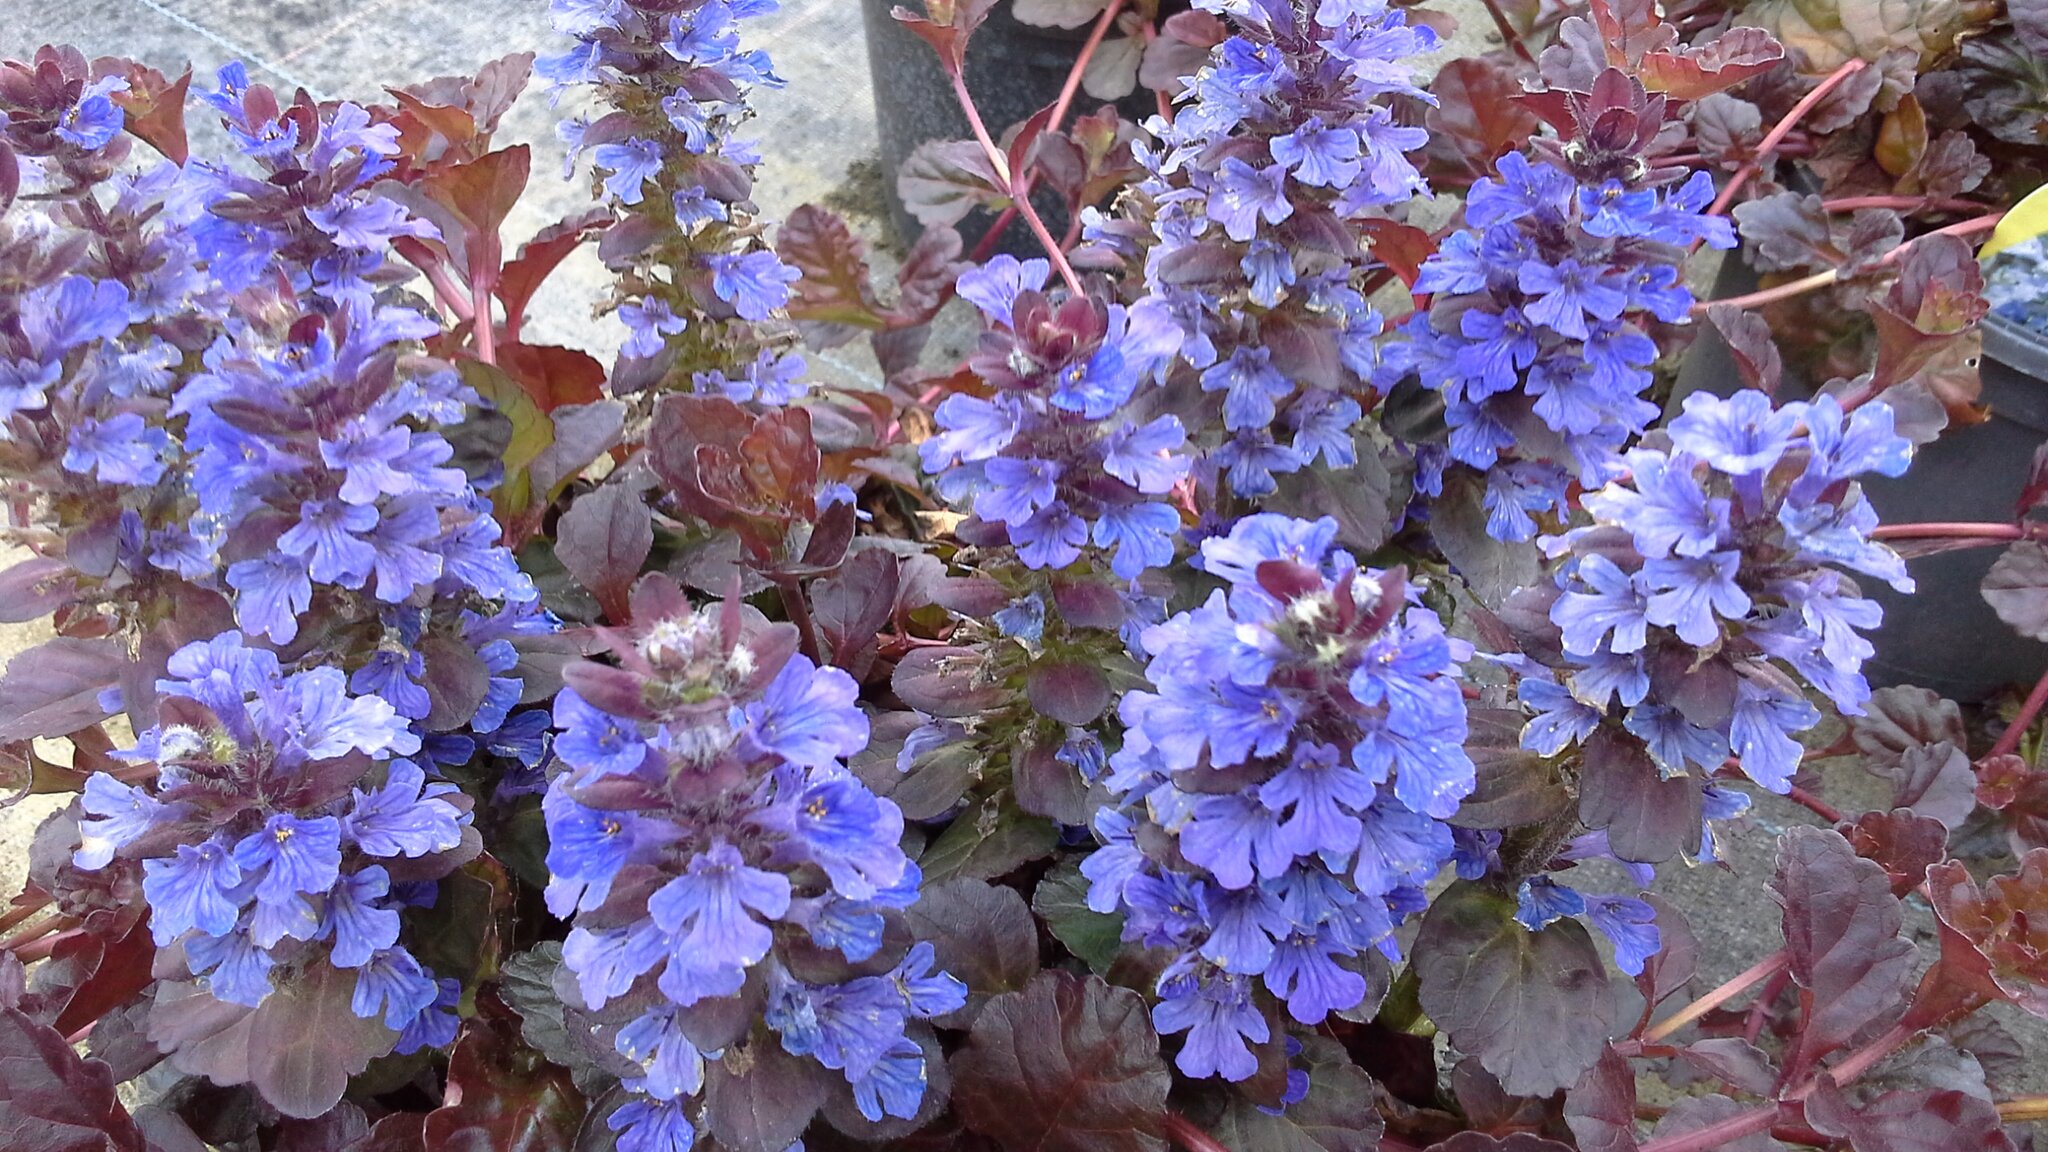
946, 68, 1083, 295
1706, 58, 1868, 219
1049, 0, 1125, 135
1638, 1104, 1782, 1152
1871, 522, 2027, 541
1643, 951, 1790, 1043
1699, 212, 2006, 314
1477, 0, 1537, 65
1823, 195, 1986, 214
415, 254, 476, 322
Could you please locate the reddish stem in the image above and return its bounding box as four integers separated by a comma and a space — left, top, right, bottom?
1785, 785, 1843, 823
1991, 664, 2048, 759
1643, 950, 1789, 1042
413, 252, 476, 323
470, 259, 498, 365
1700, 212, 2006, 315
1706, 58, 1868, 219
1786, 1021, 1916, 1100
1476, 0, 1537, 65
1871, 522, 2029, 541
0, 892, 51, 936
946, 68, 1083, 294
1822, 195, 1986, 214
1637, 1104, 1782, 1152
1163, 1112, 1229, 1152
1050, 0, 1125, 135
11, 927, 83, 964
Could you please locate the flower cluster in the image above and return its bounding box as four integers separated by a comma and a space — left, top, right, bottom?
74, 635, 473, 1046
1103, 0, 1436, 501
543, 576, 962, 1149
921, 255, 1186, 579
1, 54, 552, 1069
1523, 389, 1915, 798
1395, 154, 1736, 539
1082, 514, 1473, 1079
545, 0, 810, 397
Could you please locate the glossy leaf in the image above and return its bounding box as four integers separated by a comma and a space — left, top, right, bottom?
555, 484, 653, 622
1982, 542, 2048, 641
1804, 1074, 2015, 1152
0, 1006, 143, 1152
904, 878, 1039, 1028
1925, 850, 2048, 1017
423, 1002, 586, 1152
1413, 882, 1616, 1097
1578, 727, 1702, 864
951, 971, 1170, 1152
1774, 827, 1916, 1060
1562, 1045, 1638, 1152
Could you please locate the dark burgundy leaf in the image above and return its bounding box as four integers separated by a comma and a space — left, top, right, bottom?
1413, 882, 1616, 1097
1673, 1037, 1778, 1096
1211, 1033, 1382, 1152
494, 208, 610, 330
1419, 58, 1540, 187
1267, 447, 1394, 556
1025, 660, 1111, 726
1983, 542, 2048, 642
1774, 827, 1916, 1061
1840, 809, 1949, 896
893, 646, 1011, 718
1692, 93, 1763, 166
919, 793, 1059, 882
898, 138, 1008, 228
903, 878, 1039, 1028
0, 1006, 144, 1152
149, 961, 398, 1120
1851, 686, 1965, 771
1639, 26, 1785, 100
555, 484, 654, 622
811, 548, 900, 677
1426, 1135, 1575, 1151
1707, 305, 1783, 394
0, 637, 124, 743
1563, 1045, 1638, 1152
422, 1003, 588, 1152
1432, 472, 1540, 610
778, 203, 883, 329
419, 633, 493, 734
529, 399, 626, 503
497, 943, 632, 1092
1451, 709, 1572, 829
1958, 29, 2048, 146
1579, 727, 1702, 864
1867, 742, 1977, 830
892, 225, 970, 325
702, 1024, 834, 1152
0, 554, 73, 623
951, 972, 1170, 1152
1636, 894, 1697, 1008
1872, 234, 1988, 388
1924, 850, 2048, 1017
1013, 738, 1092, 825
1804, 1074, 2015, 1151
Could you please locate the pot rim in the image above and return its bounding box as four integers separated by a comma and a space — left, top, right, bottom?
1985, 310, 2048, 381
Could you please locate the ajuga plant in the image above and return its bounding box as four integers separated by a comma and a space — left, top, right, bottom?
10, 0, 2048, 1150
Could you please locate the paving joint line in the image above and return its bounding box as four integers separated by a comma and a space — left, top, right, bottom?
120, 0, 328, 100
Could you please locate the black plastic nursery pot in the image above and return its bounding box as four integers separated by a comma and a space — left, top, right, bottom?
1853, 312, 2048, 703
1680, 284, 2048, 702
858, 0, 1162, 249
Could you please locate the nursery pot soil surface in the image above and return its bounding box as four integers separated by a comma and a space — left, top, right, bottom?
1678, 257, 2048, 702
859, 0, 1162, 251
